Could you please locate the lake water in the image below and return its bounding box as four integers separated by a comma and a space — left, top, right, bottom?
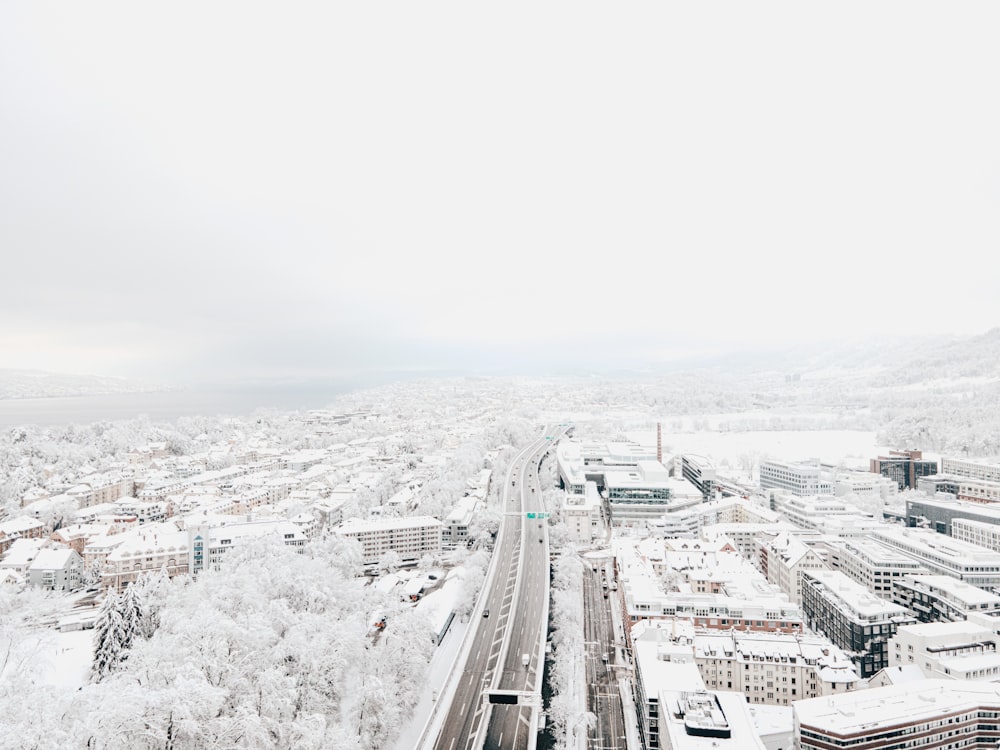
0, 384, 361, 427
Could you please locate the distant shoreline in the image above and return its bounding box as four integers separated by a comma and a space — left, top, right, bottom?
0, 384, 356, 427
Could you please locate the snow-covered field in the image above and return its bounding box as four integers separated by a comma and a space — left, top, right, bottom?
35, 629, 94, 688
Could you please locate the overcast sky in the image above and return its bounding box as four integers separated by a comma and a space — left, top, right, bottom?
2, 2, 998, 385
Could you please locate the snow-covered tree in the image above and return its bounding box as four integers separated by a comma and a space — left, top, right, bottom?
92, 591, 128, 683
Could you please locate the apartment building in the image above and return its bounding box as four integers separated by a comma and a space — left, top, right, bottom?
918, 474, 1000, 504
189, 521, 307, 576
770, 493, 873, 533
801, 569, 916, 678
704, 521, 798, 562
631, 620, 767, 750
680, 454, 717, 499
101, 523, 189, 590
335, 515, 443, 567
755, 532, 828, 605
560, 482, 602, 543
66, 471, 135, 509
442, 495, 480, 549
0, 515, 48, 555
617, 537, 803, 635
693, 630, 859, 706
27, 548, 83, 591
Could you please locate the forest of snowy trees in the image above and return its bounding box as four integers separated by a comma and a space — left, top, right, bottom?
1, 535, 437, 749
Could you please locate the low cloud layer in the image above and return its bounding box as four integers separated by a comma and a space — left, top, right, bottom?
2, 3, 998, 383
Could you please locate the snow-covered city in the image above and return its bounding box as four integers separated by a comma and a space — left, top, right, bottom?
4, 3, 1000, 749
3, 342, 1000, 749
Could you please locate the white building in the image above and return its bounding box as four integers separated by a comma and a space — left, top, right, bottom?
827, 538, 928, 599
617, 537, 803, 635
0, 538, 46, 576
335, 515, 443, 567
28, 548, 83, 591
631, 619, 768, 750
941, 457, 1000, 484
188, 521, 307, 576
692, 629, 859, 706
442, 495, 480, 549
832, 471, 897, 499
952, 517, 1000, 554
873, 526, 1000, 589
102, 522, 189, 590
755, 532, 828, 605
66, 471, 135, 509
770, 494, 873, 532
760, 460, 832, 496
561, 481, 602, 543
889, 621, 1000, 681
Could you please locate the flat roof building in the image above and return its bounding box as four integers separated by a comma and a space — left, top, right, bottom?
892, 574, 1000, 623
870, 449, 937, 490
795, 679, 1000, 750
941, 456, 1000, 484
801, 569, 916, 678
760, 460, 831, 497
827, 538, 929, 600
335, 515, 443, 567
873, 526, 1000, 590
906, 493, 1000, 535
889, 621, 1000, 682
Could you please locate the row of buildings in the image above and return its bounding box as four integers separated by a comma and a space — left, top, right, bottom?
1, 422, 497, 592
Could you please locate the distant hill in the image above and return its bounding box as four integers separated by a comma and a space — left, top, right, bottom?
0, 369, 170, 400
868, 328, 1000, 386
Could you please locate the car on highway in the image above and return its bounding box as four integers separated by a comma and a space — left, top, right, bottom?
483, 609, 490, 617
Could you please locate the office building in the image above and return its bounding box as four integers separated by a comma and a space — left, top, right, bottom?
795, 679, 1000, 750
760, 460, 832, 497
873, 526, 1000, 589
870, 449, 937, 490
941, 456, 1000, 484
906, 494, 1000, 535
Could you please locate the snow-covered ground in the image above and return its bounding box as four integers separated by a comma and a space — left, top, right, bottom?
35, 629, 94, 688
626, 427, 893, 471
390, 574, 470, 750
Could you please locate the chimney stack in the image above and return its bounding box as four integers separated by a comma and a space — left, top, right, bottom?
657, 422, 662, 464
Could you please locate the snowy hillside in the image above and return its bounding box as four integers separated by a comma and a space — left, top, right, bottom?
0, 369, 169, 400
